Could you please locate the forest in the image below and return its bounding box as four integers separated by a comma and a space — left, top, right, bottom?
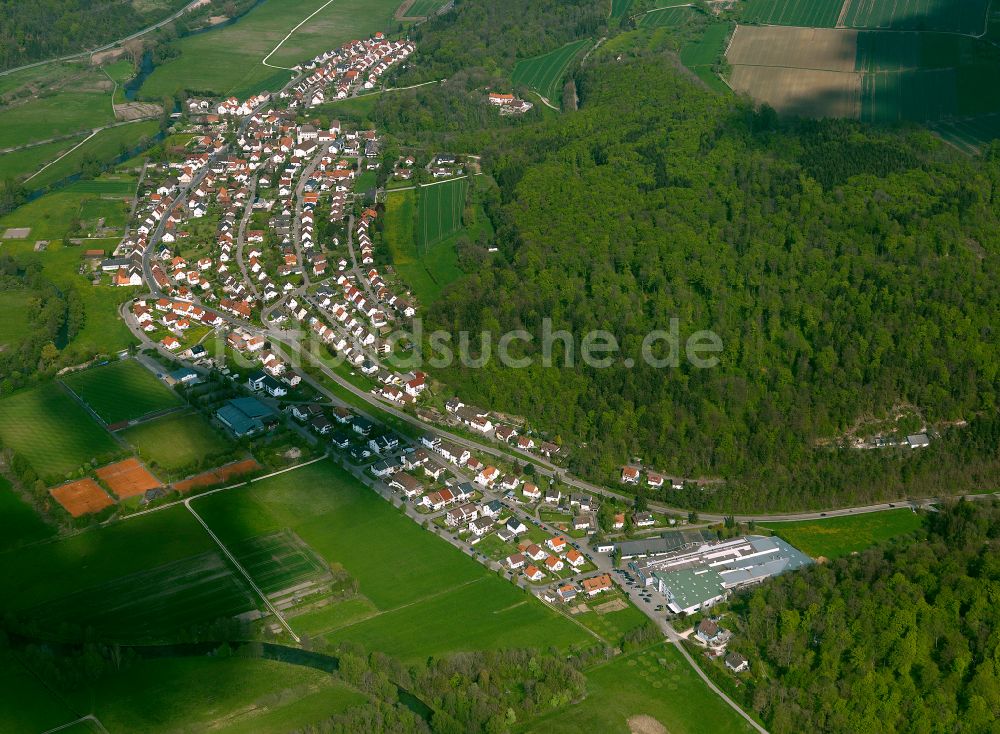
728, 500, 1000, 733
0, 0, 193, 70
420, 44, 1000, 511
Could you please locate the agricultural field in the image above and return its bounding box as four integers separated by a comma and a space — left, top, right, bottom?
860, 68, 957, 122
139, 0, 399, 99
418, 177, 468, 247
931, 112, 1000, 154
512, 38, 591, 103
63, 359, 183, 425
121, 410, 234, 473
638, 5, 697, 28
0, 289, 34, 351
528, 642, 757, 733
405, 0, 446, 17
193, 459, 592, 660
49, 656, 367, 734
611, 0, 635, 18
680, 21, 733, 93
0, 651, 79, 733
739, 0, 844, 28
385, 188, 464, 305
0, 504, 258, 641
727, 26, 858, 71
0, 383, 121, 480
760, 509, 925, 559
841, 0, 991, 35
0, 476, 53, 552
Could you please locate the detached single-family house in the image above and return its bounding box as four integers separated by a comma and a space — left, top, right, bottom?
505, 553, 526, 570
622, 466, 640, 484
581, 574, 613, 596
725, 653, 749, 674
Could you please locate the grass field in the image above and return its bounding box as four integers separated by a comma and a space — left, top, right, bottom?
0, 651, 79, 733
58, 656, 366, 733
681, 21, 733, 68
931, 112, 1000, 153
0, 476, 53, 552
860, 68, 957, 122
0, 93, 114, 150
739, 0, 844, 27
759, 509, 925, 559
0, 503, 262, 641
63, 359, 183, 425
121, 410, 233, 472
512, 39, 591, 103
385, 188, 464, 305
139, 0, 399, 99
193, 459, 592, 660
28, 119, 160, 190
418, 177, 467, 247
639, 6, 697, 28
0, 383, 121, 480
0, 289, 34, 350
0, 135, 88, 182
528, 642, 757, 733
229, 530, 331, 597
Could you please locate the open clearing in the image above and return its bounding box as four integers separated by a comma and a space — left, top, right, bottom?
385, 188, 463, 305
63, 359, 183, 425
0, 383, 121, 480
121, 410, 234, 472
512, 39, 591, 103
760, 509, 925, 559
529, 642, 756, 733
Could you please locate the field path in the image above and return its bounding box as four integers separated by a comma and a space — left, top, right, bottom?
835, 0, 853, 28
185, 497, 302, 642
262, 0, 340, 71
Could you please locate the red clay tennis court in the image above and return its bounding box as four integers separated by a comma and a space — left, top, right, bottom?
173, 458, 262, 493
50, 478, 115, 517
95, 457, 162, 499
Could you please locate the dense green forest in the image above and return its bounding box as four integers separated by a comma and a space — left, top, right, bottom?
0, 0, 193, 70
423, 47, 1000, 510
728, 500, 1000, 733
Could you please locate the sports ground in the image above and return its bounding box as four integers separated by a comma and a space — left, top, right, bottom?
0, 383, 121, 480
120, 410, 234, 473
62, 359, 183, 425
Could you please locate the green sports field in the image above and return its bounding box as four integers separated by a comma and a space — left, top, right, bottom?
760, 509, 925, 559
63, 359, 183, 425
512, 38, 591, 103
193, 459, 592, 660
0, 383, 121, 480
121, 410, 233, 472
418, 177, 467, 247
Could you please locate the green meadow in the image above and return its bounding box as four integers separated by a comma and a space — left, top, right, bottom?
194, 459, 592, 660
0, 476, 54, 552
512, 39, 591, 102
527, 642, 758, 734
760, 509, 925, 559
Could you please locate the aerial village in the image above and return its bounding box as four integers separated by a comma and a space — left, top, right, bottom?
85, 33, 808, 673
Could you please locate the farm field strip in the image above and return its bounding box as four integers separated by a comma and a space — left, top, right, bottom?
841, 0, 991, 35
739, 0, 844, 28
418, 177, 467, 248
727, 26, 859, 72
405, 0, 447, 16
611, 0, 636, 18
511, 39, 591, 102
639, 5, 696, 28
728, 65, 861, 118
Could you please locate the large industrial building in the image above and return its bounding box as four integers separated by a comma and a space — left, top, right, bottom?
626, 534, 812, 615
